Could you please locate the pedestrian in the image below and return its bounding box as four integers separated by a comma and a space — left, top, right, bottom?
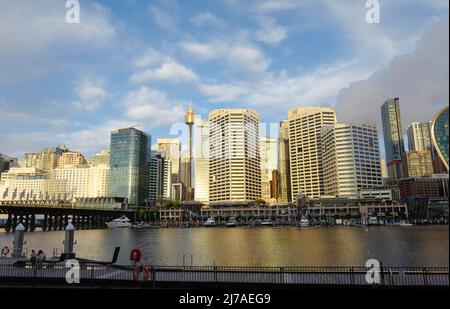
37, 250, 47, 267
30, 250, 37, 266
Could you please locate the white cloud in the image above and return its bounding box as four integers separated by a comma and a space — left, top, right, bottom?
190, 11, 226, 28
149, 5, 178, 32
181, 39, 271, 73
252, 0, 300, 13
72, 78, 108, 111
255, 16, 287, 46
336, 19, 449, 132
133, 48, 163, 69
122, 86, 184, 127
130, 58, 198, 83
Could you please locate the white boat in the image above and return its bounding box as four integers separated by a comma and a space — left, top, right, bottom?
226, 217, 238, 228
106, 216, 132, 228
400, 221, 413, 227
261, 219, 273, 227
335, 219, 343, 225
204, 217, 216, 227
299, 216, 310, 227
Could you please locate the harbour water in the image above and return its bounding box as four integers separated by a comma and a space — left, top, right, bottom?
0, 226, 448, 267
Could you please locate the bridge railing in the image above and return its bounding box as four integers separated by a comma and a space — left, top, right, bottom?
0, 263, 448, 287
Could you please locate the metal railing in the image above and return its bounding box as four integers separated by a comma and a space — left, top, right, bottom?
0, 263, 448, 288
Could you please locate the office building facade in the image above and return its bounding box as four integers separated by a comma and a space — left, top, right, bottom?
109, 127, 151, 206
381, 98, 405, 179
288, 107, 336, 200
322, 123, 382, 198
208, 109, 261, 202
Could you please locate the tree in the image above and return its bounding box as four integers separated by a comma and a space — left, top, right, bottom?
255, 198, 267, 205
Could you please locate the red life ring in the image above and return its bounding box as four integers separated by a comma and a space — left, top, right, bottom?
130, 248, 142, 262
1, 246, 9, 256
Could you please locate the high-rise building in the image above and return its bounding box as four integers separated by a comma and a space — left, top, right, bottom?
208, 109, 261, 202
157, 138, 181, 184
322, 122, 383, 198
278, 120, 291, 203
407, 122, 432, 151
180, 154, 192, 201
402, 150, 433, 177
380, 98, 405, 179
57, 151, 87, 168
109, 127, 151, 207
431, 106, 449, 171
149, 151, 164, 204
89, 150, 110, 166
0, 167, 47, 200
270, 169, 280, 201
288, 107, 336, 200
193, 118, 209, 202
0, 153, 17, 173
260, 137, 278, 203
380, 159, 388, 179
25, 145, 68, 172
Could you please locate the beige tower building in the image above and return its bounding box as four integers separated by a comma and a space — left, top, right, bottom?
157, 138, 181, 185
57, 151, 87, 168
407, 122, 432, 151
402, 150, 433, 177
208, 109, 261, 202
288, 107, 336, 200
322, 122, 383, 198
260, 137, 278, 204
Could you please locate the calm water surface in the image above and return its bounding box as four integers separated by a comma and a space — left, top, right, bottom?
0, 226, 448, 267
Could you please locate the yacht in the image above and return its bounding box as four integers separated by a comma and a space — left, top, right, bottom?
226, 217, 238, 228
261, 219, 273, 227
204, 217, 217, 227
106, 216, 132, 228
299, 216, 310, 228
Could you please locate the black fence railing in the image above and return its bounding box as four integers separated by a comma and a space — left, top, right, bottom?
0, 263, 448, 288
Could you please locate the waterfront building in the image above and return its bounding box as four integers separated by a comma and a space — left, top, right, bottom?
431, 106, 449, 171
260, 137, 278, 204
208, 109, 261, 202
193, 118, 209, 202
380, 98, 405, 179
89, 150, 110, 166
0, 153, 18, 173
322, 122, 383, 198
401, 150, 433, 177
358, 188, 400, 201
57, 151, 87, 168
0, 167, 47, 200
278, 120, 291, 203
24, 145, 68, 172
407, 122, 432, 151
109, 127, 151, 207
288, 107, 336, 200
397, 174, 449, 199
157, 138, 181, 184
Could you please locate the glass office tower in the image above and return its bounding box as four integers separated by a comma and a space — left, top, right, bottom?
109, 127, 151, 207
381, 98, 405, 179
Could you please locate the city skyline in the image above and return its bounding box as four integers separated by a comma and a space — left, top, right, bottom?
0, 0, 448, 160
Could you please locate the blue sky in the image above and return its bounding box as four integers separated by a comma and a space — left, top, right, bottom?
0, 0, 448, 160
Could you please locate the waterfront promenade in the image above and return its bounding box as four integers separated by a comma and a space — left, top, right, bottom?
0, 261, 448, 289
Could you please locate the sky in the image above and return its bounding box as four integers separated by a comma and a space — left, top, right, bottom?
0, 0, 448, 161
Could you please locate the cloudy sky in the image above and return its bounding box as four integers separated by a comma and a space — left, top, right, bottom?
0, 0, 448, 160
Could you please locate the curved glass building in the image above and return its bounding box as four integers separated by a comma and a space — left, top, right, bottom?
431, 106, 449, 171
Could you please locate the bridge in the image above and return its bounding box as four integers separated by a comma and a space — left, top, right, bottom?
0, 199, 136, 232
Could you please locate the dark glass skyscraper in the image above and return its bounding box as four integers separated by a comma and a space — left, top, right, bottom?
109, 127, 151, 207
381, 98, 405, 179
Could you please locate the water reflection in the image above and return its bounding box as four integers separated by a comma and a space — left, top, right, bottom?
0, 226, 448, 267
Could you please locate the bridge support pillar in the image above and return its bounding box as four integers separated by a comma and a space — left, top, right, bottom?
30, 214, 36, 232
12, 223, 25, 257
42, 214, 48, 232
